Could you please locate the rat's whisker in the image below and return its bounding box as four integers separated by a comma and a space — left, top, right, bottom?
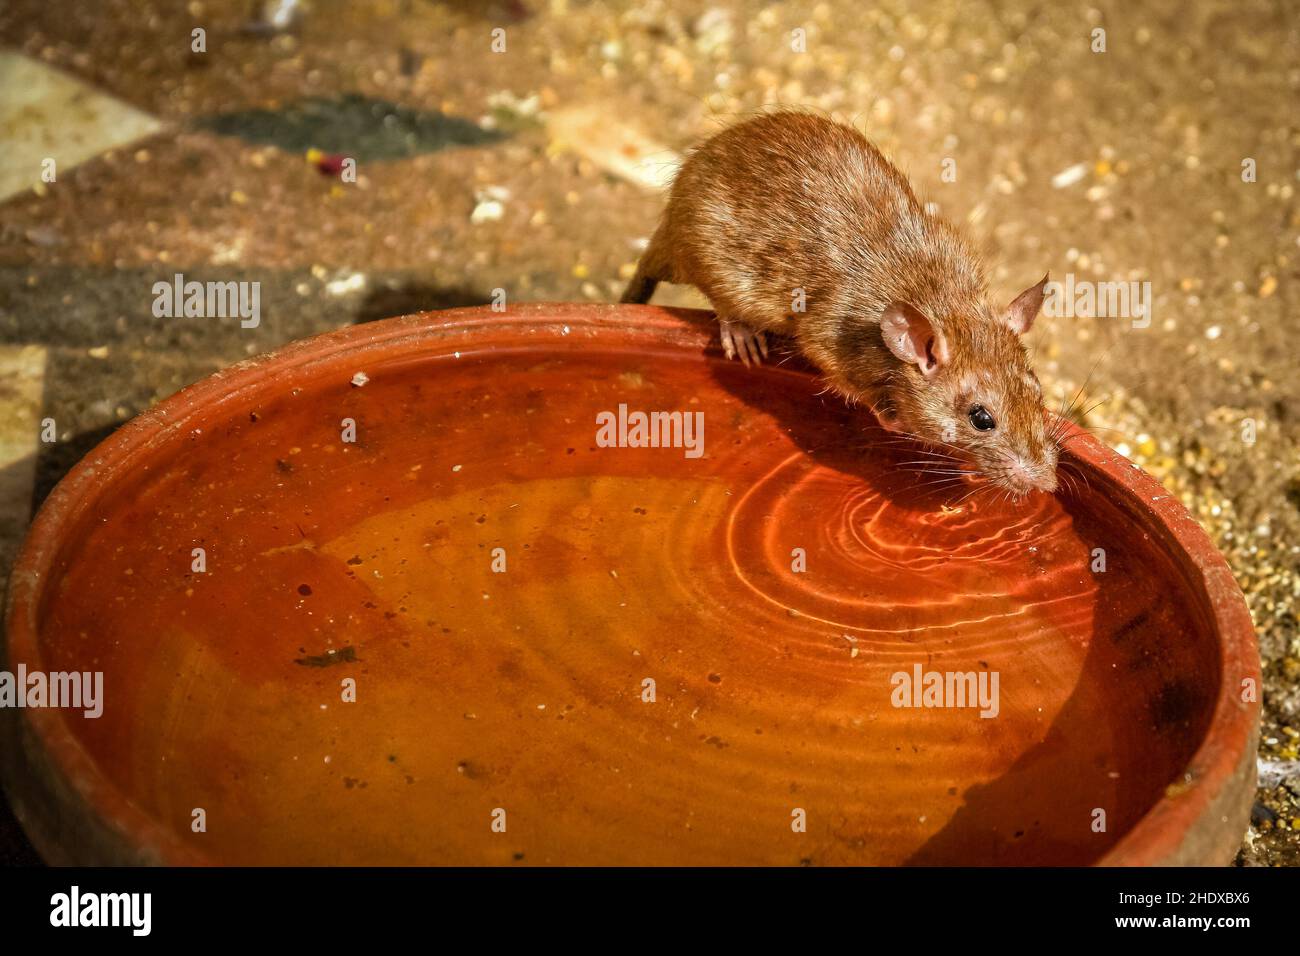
1058, 459, 1092, 494
894, 457, 977, 468
913, 477, 972, 492
909, 470, 970, 481
1056, 342, 1117, 420
950, 481, 990, 507
888, 448, 964, 462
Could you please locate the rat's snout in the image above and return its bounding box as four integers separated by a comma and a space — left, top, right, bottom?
1030, 470, 1058, 494
1002, 455, 1058, 494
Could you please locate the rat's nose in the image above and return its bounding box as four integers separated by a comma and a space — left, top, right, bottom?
1007, 457, 1057, 494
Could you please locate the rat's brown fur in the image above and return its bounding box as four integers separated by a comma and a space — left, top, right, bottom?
622, 110, 1058, 494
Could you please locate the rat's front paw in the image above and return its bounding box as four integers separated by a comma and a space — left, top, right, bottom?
718, 319, 769, 367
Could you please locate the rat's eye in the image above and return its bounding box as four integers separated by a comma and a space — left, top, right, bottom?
968, 405, 996, 431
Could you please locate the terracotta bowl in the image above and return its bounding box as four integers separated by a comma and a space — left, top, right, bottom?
2, 304, 1259, 865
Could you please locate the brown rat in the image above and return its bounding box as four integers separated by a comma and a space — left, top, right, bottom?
621, 110, 1058, 496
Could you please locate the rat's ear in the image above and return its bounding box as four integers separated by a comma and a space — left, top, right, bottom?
1005, 273, 1050, 335
881, 301, 948, 378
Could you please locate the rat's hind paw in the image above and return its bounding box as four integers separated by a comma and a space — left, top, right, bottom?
719, 319, 769, 367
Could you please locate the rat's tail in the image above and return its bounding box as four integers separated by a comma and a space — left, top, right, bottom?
620, 222, 672, 304
619, 269, 659, 304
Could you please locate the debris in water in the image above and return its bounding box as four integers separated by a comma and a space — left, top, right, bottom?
294, 646, 358, 667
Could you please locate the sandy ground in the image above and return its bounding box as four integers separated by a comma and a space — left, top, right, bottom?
0, 0, 1296, 864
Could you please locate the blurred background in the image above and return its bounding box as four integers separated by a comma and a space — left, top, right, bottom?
0, 0, 1296, 864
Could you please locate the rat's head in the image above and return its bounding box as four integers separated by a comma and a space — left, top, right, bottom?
874, 275, 1059, 495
